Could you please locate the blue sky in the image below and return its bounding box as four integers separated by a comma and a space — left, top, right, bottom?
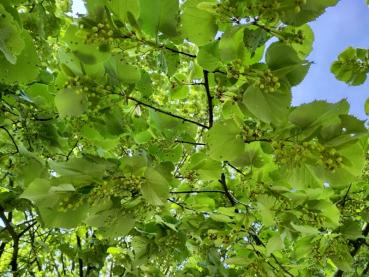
72, 0, 369, 120
293, 0, 369, 120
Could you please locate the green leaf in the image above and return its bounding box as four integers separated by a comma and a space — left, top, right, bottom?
106, 0, 140, 23
210, 213, 232, 223
365, 98, 369, 115
189, 154, 222, 181
283, 25, 314, 59
281, 0, 338, 26
39, 204, 88, 228
243, 27, 269, 56
163, 46, 180, 76
206, 119, 245, 161
181, 0, 217, 45
197, 41, 222, 71
105, 56, 141, 84
20, 178, 51, 202
266, 42, 310, 86
64, 26, 110, 64
103, 214, 135, 237
0, 31, 39, 84
291, 223, 319, 235
0, 3, 24, 64
329, 244, 353, 272
139, 0, 179, 38
54, 88, 88, 117
340, 219, 363, 239
243, 85, 291, 124
331, 47, 369, 86
289, 100, 349, 131
257, 195, 275, 227
219, 25, 247, 62
142, 167, 169, 205
266, 234, 283, 255
48, 184, 75, 193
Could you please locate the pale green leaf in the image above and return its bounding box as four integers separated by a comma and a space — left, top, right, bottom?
20, 178, 51, 202
181, 0, 217, 45
139, 0, 178, 38
142, 167, 169, 205
54, 88, 88, 117
266, 234, 283, 255
206, 119, 245, 161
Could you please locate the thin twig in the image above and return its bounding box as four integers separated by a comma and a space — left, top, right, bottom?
164, 46, 197, 58
203, 70, 213, 128
66, 139, 80, 161
76, 235, 84, 277
170, 190, 226, 194
127, 96, 209, 129
225, 161, 247, 177
334, 223, 369, 276
0, 208, 19, 275
174, 140, 206, 146
339, 184, 352, 208
0, 126, 19, 154
218, 173, 237, 206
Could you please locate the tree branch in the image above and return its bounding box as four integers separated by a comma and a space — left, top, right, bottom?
224, 161, 247, 177
248, 229, 294, 277
337, 184, 352, 208
244, 138, 272, 144
163, 46, 197, 58
0, 241, 6, 259
203, 70, 213, 128
0, 126, 19, 154
66, 139, 80, 161
127, 96, 209, 129
218, 173, 237, 206
170, 190, 226, 194
76, 235, 84, 277
174, 140, 206, 146
363, 261, 369, 275
18, 222, 37, 238
334, 223, 369, 276
0, 208, 19, 275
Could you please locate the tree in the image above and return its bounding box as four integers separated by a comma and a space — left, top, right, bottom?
0, 0, 368, 275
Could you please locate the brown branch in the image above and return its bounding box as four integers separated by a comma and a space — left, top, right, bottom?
203, 70, 213, 128
76, 235, 84, 277
334, 223, 369, 276
0, 126, 19, 154
127, 96, 209, 129
225, 161, 247, 177
244, 138, 272, 144
248, 229, 294, 277
32, 115, 59, 121
164, 46, 197, 58
66, 139, 80, 161
174, 140, 206, 146
18, 222, 37, 238
0, 242, 6, 259
337, 184, 352, 208
170, 190, 226, 194
0, 208, 19, 275
218, 173, 237, 206
363, 261, 369, 275
167, 198, 198, 213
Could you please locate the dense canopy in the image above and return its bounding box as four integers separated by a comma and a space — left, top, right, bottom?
0, 0, 369, 276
